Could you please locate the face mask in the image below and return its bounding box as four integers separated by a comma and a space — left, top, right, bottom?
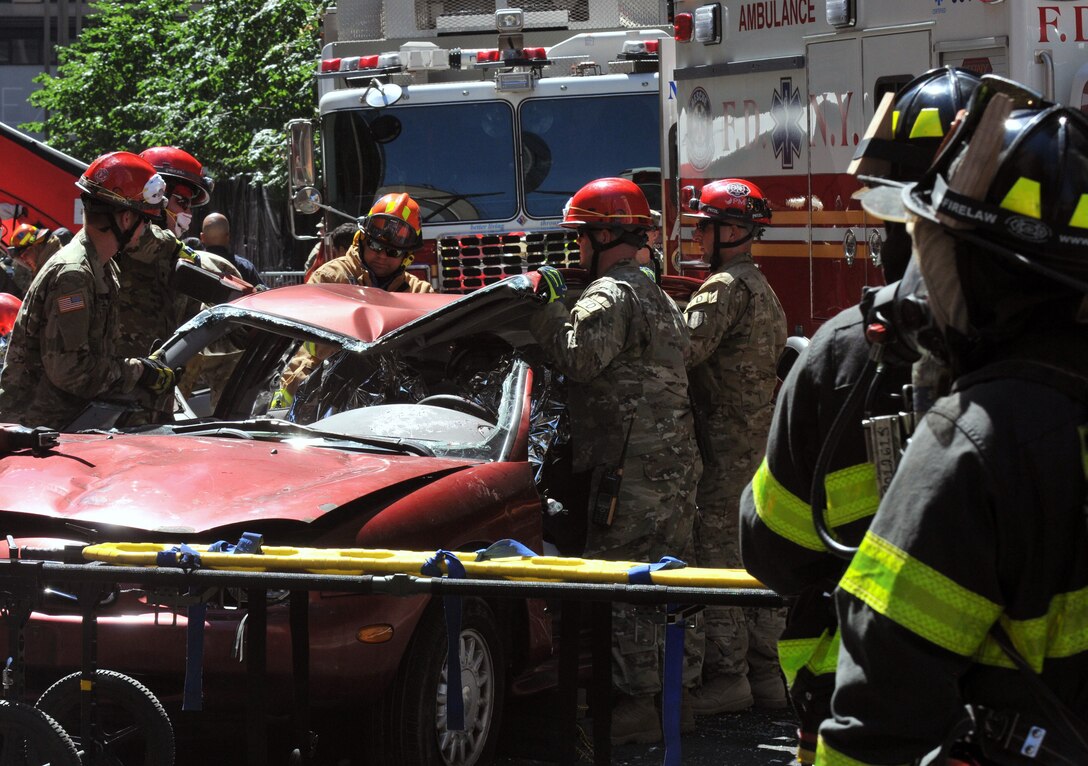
174, 211, 193, 236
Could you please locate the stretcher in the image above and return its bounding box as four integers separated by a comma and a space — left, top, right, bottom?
82, 540, 768, 589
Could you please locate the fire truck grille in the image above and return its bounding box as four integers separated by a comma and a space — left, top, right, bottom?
438, 231, 579, 293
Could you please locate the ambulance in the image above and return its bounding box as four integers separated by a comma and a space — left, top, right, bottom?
287, 0, 671, 292
668, 0, 1088, 335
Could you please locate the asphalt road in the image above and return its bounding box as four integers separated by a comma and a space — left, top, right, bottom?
497, 702, 800, 766
172, 700, 800, 765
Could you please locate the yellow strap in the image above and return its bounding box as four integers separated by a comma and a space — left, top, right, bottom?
814, 737, 891, 766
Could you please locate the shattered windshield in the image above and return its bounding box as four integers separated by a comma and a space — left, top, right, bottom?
324, 101, 519, 224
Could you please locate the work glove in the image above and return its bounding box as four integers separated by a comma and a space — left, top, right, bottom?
269, 388, 293, 410
137, 356, 177, 395
535, 266, 567, 304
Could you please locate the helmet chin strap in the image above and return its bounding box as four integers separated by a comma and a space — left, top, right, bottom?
588, 228, 649, 277
108, 212, 143, 258
710, 221, 757, 270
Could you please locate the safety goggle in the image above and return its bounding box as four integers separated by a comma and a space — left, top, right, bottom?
170, 193, 194, 211
361, 213, 418, 250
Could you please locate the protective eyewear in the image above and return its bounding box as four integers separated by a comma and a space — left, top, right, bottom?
371, 244, 411, 261
170, 193, 194, 211
362, 213, 418, 250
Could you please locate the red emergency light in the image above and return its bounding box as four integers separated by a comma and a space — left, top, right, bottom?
320, 58, 341, 73
674, 13, 693, 43
477, 49, 500, 63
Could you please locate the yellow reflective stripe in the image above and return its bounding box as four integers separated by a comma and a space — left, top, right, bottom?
840, 531, 1002, 656
824, 464, 880, 526
908, 107, 945, 139
1069, 195, 1088, 229
815, 737, 893, 766
974, 586, 1088, 671
752, 459, 879, 552
1079, 425, 1088, 482
891, 110, 900, 135
303, 341, 317, 356
778, 630, 840, 687
1000, 177, 1042, 218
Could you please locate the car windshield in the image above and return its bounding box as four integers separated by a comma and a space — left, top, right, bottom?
324, 101, 519, 224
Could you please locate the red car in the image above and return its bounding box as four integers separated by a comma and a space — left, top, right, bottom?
0, 270, 704, 766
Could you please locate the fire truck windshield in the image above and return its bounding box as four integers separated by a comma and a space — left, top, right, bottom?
520, 92, 661, 217
322, 91, 660, 227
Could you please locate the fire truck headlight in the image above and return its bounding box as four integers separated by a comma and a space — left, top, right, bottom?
496, 8, 524, 33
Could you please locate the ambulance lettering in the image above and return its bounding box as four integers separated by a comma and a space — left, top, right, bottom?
722, 99, 761, 151
1038, 5, 1088, 44
809, 91, 856, 148
738, 0, 816, 31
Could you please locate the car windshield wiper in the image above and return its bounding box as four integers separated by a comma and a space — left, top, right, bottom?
170, 419, 434, 457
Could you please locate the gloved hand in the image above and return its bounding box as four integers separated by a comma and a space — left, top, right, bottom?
535, 266, 567, 304
269, 388, 293, 410
137, 356, 177, 395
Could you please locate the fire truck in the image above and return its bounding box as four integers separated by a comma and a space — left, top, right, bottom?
668, 0, 1088, 336
287, 1, 671, 292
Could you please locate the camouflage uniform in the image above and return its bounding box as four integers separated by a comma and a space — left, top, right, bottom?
0, 232, 142, 428
115, 223, 192, 358
685, 253, 787, 684
279, 249, 434, 395
530, 260, 702, 696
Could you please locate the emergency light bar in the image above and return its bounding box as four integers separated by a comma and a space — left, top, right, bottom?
620, 39, 661, 59
826, 0, 856, 28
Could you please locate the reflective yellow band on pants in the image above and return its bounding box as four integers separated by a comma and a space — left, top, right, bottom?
975, 586, 1088, 672
815, 737, 902, 766
751, 458, 880, 552
778, 629, 840, 687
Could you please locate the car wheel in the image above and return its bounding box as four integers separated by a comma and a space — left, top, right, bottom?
0, 699, 81, 766
376, 598, 506, 766
35, 670, 175, 766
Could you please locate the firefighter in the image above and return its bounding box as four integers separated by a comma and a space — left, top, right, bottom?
528, 177, 702, 745
0, 152, 177, 429
272, 193, 433, 409
8, 223, 64, 295
680, 179, 788, 714
813, 79, 1088, 764
737, 67, 981, 764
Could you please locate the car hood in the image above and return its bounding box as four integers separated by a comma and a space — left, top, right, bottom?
0, 433, 471, 534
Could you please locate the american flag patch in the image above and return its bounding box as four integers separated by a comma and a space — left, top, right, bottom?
57, 293, 86, 314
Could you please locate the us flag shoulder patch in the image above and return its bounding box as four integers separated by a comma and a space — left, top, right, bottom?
57, 293, 86, 314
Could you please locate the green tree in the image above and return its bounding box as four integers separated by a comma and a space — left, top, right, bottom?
26, 0, 326, 187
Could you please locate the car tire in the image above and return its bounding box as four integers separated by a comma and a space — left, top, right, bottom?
373, 598, 507, 766
0, 699, 81, 766
35, 670, 175, 766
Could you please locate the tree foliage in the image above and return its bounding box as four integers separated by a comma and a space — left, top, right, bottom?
26, 0, 327, 187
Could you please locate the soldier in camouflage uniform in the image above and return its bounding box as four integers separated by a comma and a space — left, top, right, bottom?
529, 178, 702, 746
116, 147, 217, 360
0, 152, 180, 429
682, 179, 788, 714
272, 193, 434, 409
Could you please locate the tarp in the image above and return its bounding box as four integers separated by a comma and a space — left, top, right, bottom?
0, 121, 86, 241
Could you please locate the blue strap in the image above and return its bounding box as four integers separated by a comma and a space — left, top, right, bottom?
625, 558, 688, 766
474, 539, 538, 560
208, 532, 264, 555
181, 534, 262, 712
156, 543, 203, 570
662, 603, 688, 766
421, 550, 466, 732
182, 594, 206, 711
625, 555, 686, 585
